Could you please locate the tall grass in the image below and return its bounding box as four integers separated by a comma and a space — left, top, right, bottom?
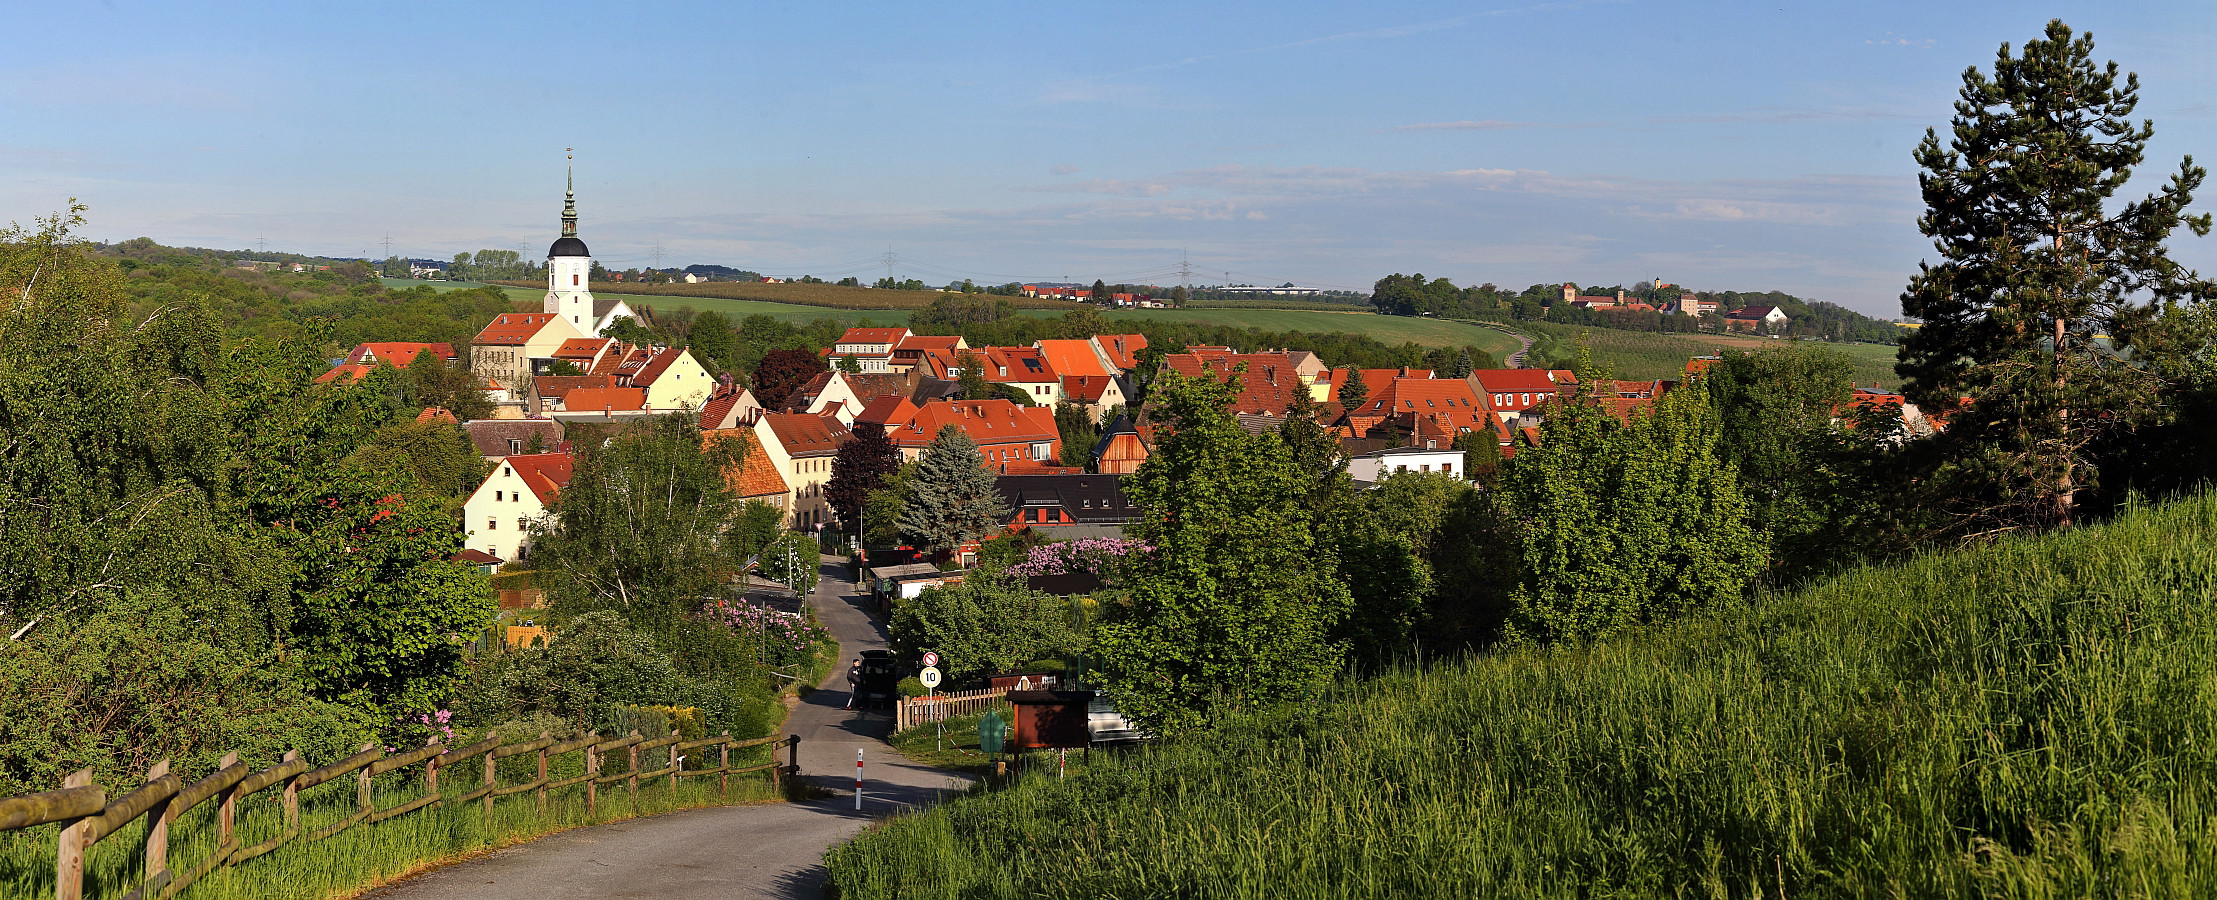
826, 493, 2217, 898
2, 737, 784, 899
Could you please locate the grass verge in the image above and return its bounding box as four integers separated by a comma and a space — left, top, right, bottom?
826, 492, 2217, 898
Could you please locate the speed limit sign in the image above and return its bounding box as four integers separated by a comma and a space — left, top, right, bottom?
918, 666, 942, 689
921, 651, 940, 668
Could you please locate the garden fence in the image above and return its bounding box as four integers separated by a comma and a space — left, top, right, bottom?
0, 729, 800, 900
896, 687, 1009, 731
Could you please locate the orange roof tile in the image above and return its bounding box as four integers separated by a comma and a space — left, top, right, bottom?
705, 429, 788, 499
347, 342, 455, 366
888, 400, 1059, 450
1096, 334, 1148, 370
1035, 339, 1115, 378
473, 313, 568, 346
760, 412, 851, 457
503, 453, 574, 504
560, 387, 647, 411
316, 363, 376, 384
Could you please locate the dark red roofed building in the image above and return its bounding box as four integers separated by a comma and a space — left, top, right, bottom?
345, 342, 457, 368
1467, 369, 1577, 423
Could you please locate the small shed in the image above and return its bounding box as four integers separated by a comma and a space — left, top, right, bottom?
988, 672, 1061, 691
1007, 690, 1093, 750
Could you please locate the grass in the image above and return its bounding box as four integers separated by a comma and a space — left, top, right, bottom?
825, 492, 2217, 898
1042, 307, 1528, 354
888, 708, 1013, 779
1, 736, 788, 900
507, 280, 1082, 312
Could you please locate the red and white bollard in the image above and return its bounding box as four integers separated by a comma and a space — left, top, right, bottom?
855, 748, 864, 811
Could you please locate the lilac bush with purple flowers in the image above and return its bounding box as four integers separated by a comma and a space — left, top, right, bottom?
710, 601, 833, 669
1005, 537, 1155, 579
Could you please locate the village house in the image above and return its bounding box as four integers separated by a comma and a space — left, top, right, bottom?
1347, 445, 1467, 484
829, 327, 913, 373
995, 474, 1139, 538
1158, 350, 1313, 420
889, 334, 968, 374
1091, 414, 1149, 474
698, 382, 764, 430
751, 412, 852, 529
343, 342, 457, 368
1468, 368, 1576, 425
1324, 367, 1433, 405
862, 398, 1061, 469
1725, 305, 1790, 332
977, 346, 1063, 404
471, 312, 586, 411
461, 452, 573, 564
463, 418, 565, 460
704, 428, 790, 515
1338, 377, 1493, 444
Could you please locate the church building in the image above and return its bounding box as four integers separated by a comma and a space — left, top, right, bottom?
544, 168, 636, 337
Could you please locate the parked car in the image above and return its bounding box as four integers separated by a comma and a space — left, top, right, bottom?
854, 649, 901, 709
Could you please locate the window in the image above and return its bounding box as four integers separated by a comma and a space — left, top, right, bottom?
488, 518, 498, 530
1443, 461, 1455, 474
508, 438, 522, 453
1421, 464, 1431, 472
504, 467, 513, 477
495, 490, 504, 501
574, 316, 580, 324
572, 273, 579, 286
517, 518, 527, 532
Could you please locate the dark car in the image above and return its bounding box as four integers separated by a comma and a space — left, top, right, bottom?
854, 649, 901, 709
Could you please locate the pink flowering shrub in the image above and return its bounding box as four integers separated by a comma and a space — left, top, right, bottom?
710, 601, 833, 669
1006, 537, 1155, 578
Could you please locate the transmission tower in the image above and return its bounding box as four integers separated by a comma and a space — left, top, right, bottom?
1178, 251, 1192, 298
380, 233, 395, 260
883, 247, 896, 284
650, 239, 668, 272
256, 236, 268, 256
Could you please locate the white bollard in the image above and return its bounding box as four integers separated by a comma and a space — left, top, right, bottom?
855, 748, 864, 811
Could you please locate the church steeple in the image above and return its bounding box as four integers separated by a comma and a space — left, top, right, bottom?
561, 157, 578, 237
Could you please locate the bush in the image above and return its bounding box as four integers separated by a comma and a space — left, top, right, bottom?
896, 677, 928, 699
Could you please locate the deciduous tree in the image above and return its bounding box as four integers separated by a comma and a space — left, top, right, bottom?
827, 422, 902, 533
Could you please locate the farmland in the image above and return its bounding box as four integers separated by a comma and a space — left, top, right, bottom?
826, 492, 2217, 898
1504, 318, 1901, 386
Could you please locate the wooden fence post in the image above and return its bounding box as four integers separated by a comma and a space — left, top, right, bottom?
626, 730, 640, 806
585, 739, 598, 818
356, 741, 376, 817
281, 750, 301, 833
483, 740, 498, 825
787, 735, 800, 782
54, 768, 92, 900
719, 733, 731, 798
216, 750, 240, 852
667, 729, 679, 800
423, 735, 440, 799
536, 731, 551, 815
143, 759, 173, 887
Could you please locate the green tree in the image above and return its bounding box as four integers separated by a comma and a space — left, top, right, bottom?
956, 351, 992, 401
1092, 279, 1108, 305
1898, 20, 2214, 531
1338, 365, 1368, 408
756, 531, 820, 595
348, 417, 493, 513
1054, 402, 1100, 467
1704, 347, 1859, 579
896, 425, 1011, 559
827, 422, 903, 534
862, 462, 918, 550
402, 348, 493, 420
687, 310, 738, 373
837, 354, 863, 374
602, 315, 659, 347
1093, 373, 1353, 734
1454, 428, 1501, 487
888, 567, 1084, 687
532, 417, 751, 634
1492, 381, 1763, 645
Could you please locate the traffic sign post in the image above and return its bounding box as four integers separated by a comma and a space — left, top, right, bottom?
918, 665, 944, 749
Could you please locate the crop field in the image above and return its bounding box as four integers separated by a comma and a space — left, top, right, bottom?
1505, 319, 1901, 386
827, 493, 2217, 898
494, 279, 1082, 311
1045, 307, 1527, 355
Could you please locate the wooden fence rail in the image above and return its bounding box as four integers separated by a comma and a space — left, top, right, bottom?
0, 729, 803, 900
896, 686, 1010, 731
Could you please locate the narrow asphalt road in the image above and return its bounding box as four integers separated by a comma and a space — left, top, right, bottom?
364, 554, 967, 900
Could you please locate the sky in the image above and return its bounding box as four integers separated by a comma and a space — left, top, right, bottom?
5, 1, 2214, 315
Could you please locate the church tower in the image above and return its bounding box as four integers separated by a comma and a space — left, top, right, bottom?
544, 165, 598, 333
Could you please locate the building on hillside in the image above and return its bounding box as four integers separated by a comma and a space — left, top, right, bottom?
540, 168, 636, 337
830, 327, 913, 373
1091, 414, 1149, 474
781, 370, 864, 424
698, 382, 764, 430
1324, 367, 1433, 405
889, 334, 967, 374
314, 364, 378, 385
1724, 305, 1790, 332
343, 342, 457, 368
464, 418, 565, 460
461, 452, 574, 564
1467, 368, 1576, 425
1158, 350, 1312, 419
704, 428, 790, 514
1338, 377, 1492, 443
978, 346, 1063, 404
751, 413, 851, 529
995, 474, 1138, 538
1560, 283, 1628, 308
1059, 375, 1127, 423
870, 399, 1061, 468
472, 312, 586, 411
1346, 445, 1466, 485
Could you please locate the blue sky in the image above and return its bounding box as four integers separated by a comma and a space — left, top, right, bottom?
5, 1, 2213, 314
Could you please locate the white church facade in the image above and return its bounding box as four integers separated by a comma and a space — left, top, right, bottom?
543, 169, 636, 338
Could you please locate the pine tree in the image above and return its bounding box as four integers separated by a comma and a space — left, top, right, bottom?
1899, 20, 2214, 530
1452, 348, 1475, 379
826, 422, 901, 534
895, 425, 1010, 558
1339, 365, 1369, 408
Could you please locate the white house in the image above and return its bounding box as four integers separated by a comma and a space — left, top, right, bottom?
461, 452, 574, 564
1346, 445, 1466, 485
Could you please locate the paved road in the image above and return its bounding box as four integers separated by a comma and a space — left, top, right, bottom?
365, 554, 965, 900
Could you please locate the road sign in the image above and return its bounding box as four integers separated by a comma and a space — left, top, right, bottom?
918, 666, 942, 688
921, 651, 940, 667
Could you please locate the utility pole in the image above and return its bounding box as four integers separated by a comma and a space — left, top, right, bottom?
883, 247, 895, 285
1178, 251, 1192, 300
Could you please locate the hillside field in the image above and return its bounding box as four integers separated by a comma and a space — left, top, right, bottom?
1034, 307, 1526, 356
827, 493, 2217, 898
1503, 318, 1901, 386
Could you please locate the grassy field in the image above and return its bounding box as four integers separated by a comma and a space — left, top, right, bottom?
1502, 318, 1901, 386
826, 493, 2217, 898
492, 279, 1083, 311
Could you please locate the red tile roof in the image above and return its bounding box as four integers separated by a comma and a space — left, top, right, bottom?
698, 385, 757, 429
347, 342, 456, 366
1163, 352, 1309, 416
1035, 339, 1114, 378
705, 428, 789, 498
631, 347, 691, 386
1060, 375, 1116, 403
886, 400, 1059, 451
473, 313, 567, 346
856, 395, 920, 427
1327, 367, 1432, 402
760, 412, 851, 457
503, 453, 575, 505
835, 327, 911, 349
316, 363, 376, 384
416, 406, 459, 425
979, 346, 1058, 383
1096, 334, 1147, 370
553, 337, 615, 359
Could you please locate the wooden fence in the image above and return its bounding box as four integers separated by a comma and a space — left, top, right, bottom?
0, 729, 800, 900
896, 687, 1009, 731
